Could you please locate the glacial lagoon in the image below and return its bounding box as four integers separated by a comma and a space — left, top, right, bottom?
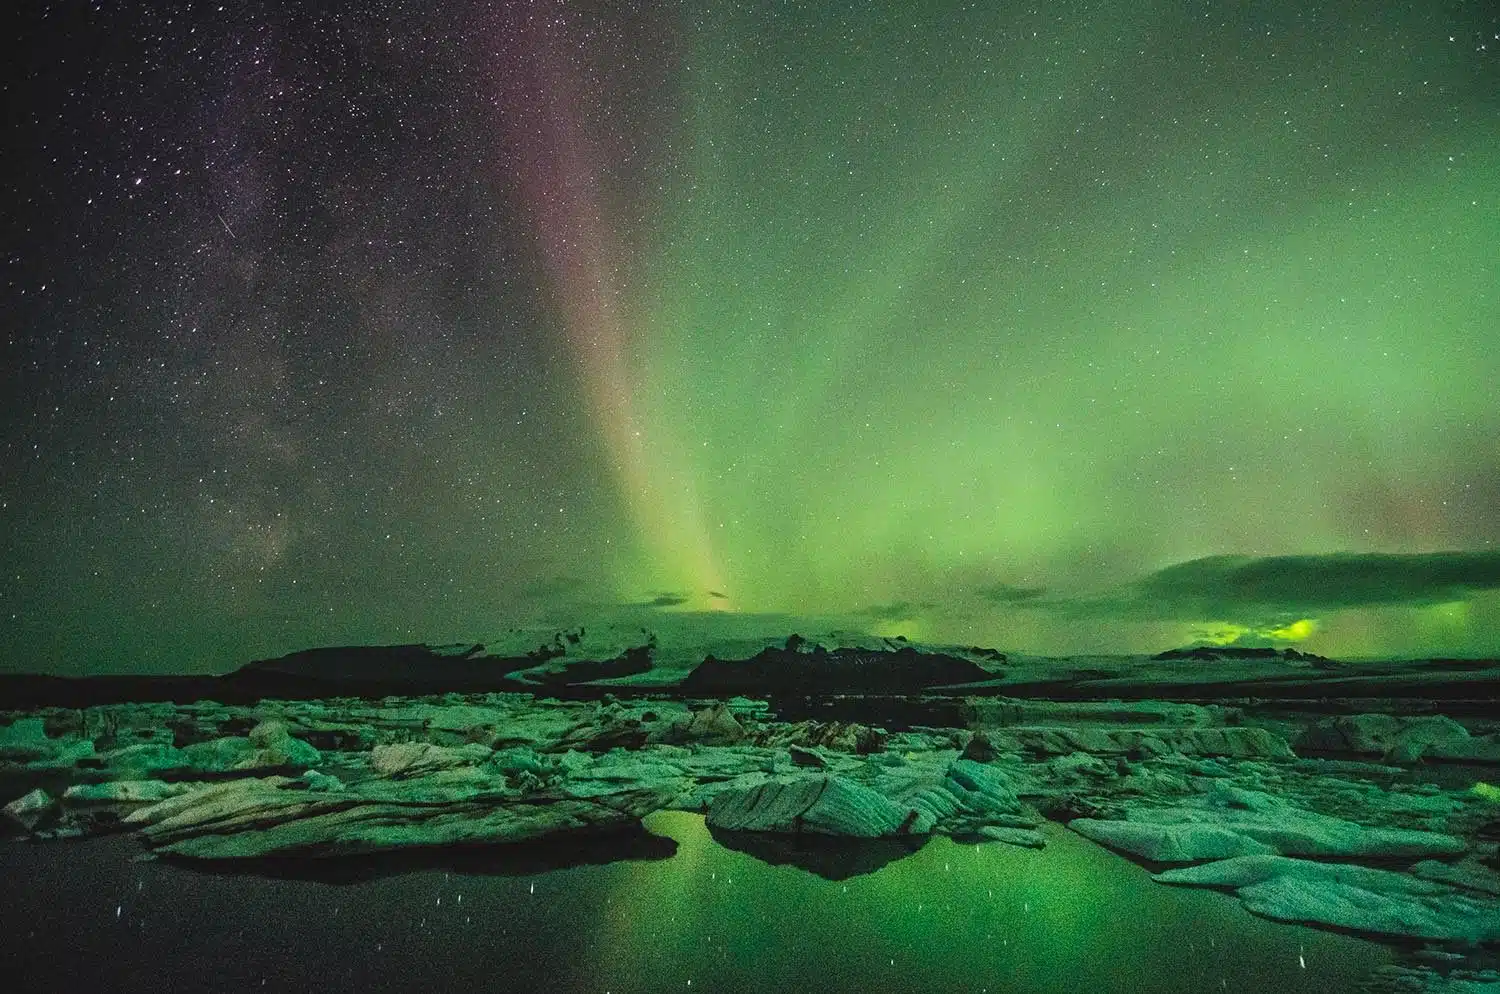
2, 813, 1389, 993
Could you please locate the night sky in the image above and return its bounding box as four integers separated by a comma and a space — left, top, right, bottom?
4, 1, 1498, 675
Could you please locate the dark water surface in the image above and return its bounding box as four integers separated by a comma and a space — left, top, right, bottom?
1, 814, 1390, 993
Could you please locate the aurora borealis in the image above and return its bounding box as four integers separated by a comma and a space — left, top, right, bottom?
3, 1, 1498, 674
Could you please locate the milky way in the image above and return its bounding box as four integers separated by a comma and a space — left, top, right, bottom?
3, 1, 1498, 673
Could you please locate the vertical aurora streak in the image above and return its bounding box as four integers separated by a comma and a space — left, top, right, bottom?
483, 0, 1500, 653
493, 4, 727, 608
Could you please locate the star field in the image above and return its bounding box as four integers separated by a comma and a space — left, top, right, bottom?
3, 0, 1498, 674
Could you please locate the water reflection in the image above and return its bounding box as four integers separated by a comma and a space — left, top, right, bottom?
706, 822, 928, 879
0, 814, 1391, 993
586, 813, 1391, 994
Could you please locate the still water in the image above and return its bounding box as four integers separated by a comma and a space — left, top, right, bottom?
1, 813, 1389, 993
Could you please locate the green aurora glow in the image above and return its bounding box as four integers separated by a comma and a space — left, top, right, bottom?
617, 3, 1500, 655
2, 0, 1497, 672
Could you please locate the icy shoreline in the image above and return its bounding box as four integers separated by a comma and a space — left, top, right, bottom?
4, 634, 1499, 992
3, 690, 1497, 963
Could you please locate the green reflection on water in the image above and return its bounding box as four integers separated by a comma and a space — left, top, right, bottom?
575, 813, 1390, 994
0, 814, 1392, 993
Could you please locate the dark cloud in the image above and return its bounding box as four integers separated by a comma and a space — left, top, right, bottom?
643, 592, 689, 608
1140, 551, 1500, 614
707, 590, 729, 600
1033, 550, 1500, 625
974, 582, 1047, 604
